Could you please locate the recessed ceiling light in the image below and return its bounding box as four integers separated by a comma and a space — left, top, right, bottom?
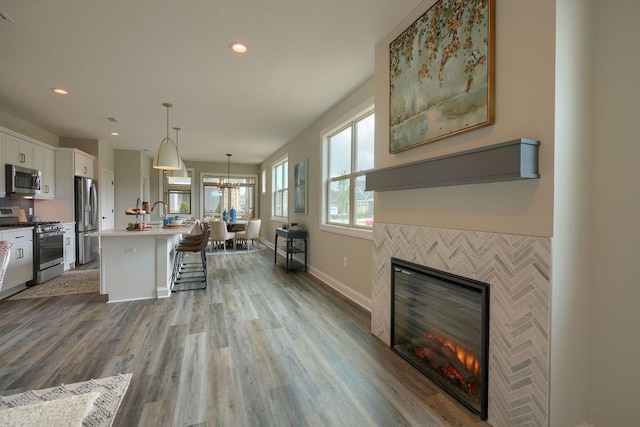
229, 42, 248, 53
110, 132, 119, 136
52, 88, 68, 95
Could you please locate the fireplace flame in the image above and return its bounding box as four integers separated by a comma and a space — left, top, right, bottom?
411, 333, 481, 394
426, 333, 480, 377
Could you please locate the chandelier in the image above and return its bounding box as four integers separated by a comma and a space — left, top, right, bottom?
153, 103, 181, 170
217, 153, 239, 188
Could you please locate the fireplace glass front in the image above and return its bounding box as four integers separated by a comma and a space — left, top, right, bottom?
391, 258, 489, 419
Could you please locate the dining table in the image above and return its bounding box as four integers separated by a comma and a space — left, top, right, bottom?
226, 221, 248, 232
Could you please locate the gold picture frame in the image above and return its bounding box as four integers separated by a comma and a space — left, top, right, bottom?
389, 0, 495, 153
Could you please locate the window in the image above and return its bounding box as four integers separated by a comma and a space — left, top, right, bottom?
202, 176, 255, 220
261, 170, 266, 194
272, 157, 288, 218
323, 105, 374, 234
164, 171, 192, 214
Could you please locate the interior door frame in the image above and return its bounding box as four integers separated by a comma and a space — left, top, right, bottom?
100, 167, 115, 231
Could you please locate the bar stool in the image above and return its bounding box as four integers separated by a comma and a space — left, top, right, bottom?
182, 221, 209, 243
171, 228, 210, 291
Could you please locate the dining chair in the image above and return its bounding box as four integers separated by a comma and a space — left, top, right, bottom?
209, 220, 235, 252
235, 219, 261, 250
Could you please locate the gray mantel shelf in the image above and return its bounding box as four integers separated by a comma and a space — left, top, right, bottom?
365, 138, 540, 192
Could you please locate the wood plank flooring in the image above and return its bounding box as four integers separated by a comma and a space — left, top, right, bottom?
0, 250, 490, 427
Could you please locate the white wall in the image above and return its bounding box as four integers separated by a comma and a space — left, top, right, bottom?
114, 150, 146, 228
260, 78, 377, 308
374, 0, 556, 238
370, 0, 640, 425
587, 0, 640, 425
551, 0, 591, 425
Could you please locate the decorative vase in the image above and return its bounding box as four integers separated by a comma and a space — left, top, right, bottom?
223, 210, 228, 221
230, 208, 237, 222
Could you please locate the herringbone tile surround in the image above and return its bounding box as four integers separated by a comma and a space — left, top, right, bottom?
371, 224, 550, 427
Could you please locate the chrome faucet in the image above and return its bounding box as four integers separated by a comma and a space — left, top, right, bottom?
151, 201, 167, 214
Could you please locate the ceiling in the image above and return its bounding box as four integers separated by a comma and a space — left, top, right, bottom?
0, 0, 422, 165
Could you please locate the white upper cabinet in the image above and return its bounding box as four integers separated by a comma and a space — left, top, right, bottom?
33, 144, 56, 199
1, 127, 57, 199
5, 133, 35, 169
74, 151, 93, 178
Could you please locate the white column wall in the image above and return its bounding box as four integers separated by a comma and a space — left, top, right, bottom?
587, 1, 640, 425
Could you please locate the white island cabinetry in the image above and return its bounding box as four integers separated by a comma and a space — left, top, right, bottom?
91, 224, 193, 302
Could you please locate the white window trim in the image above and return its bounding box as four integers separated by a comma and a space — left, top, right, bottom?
199, 171, 258, 219
319, 96, 374, 241
271, 153, 289, 221
163, 167, 195, 216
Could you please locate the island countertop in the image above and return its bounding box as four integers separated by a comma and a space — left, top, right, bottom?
89, 222, 195, 237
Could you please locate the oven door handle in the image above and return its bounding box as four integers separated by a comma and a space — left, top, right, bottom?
40, 231, 65, 237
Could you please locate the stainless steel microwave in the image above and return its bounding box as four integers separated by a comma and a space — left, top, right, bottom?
6, 164, 41, 196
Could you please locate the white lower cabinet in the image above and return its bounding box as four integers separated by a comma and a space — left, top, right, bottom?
63, 222, 76, 270
2, 228, 34, 291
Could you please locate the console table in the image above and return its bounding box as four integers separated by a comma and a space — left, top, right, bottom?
274, 228, 307, 272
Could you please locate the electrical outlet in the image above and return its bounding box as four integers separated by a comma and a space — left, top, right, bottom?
124, 247, 136, 253
343, 257, 347, 267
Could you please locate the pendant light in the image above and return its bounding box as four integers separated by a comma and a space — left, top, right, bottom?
153, 102, 181, 170
168, 127, 188, 178
217, 153, 239, 188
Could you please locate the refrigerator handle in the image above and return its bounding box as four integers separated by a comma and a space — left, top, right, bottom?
90, 182, 99, 228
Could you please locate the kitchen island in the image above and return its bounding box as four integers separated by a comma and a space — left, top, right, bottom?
90, 222, 195, 303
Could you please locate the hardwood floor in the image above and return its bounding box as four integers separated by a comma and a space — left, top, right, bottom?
0, 250, 489, 427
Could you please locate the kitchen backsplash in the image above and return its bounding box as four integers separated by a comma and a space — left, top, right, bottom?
0, 198, 35, 220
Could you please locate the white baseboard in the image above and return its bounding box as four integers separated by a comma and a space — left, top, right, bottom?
308, 265, 371, 312
262, 239, 372, 312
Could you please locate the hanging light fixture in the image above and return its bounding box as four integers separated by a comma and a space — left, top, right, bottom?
168, 127, 188, 178
153, 102, 181, 170
217, 153, 239, 188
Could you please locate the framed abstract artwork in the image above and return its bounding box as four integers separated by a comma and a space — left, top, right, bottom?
293, 159, 307, 214
389, 0, 495, 153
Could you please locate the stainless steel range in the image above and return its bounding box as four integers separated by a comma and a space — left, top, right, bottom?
0, 206, 64, 285
32, 222, 65, 284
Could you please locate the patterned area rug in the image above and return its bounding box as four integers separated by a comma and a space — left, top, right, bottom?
0, 373, 132, 427
9, 270, 99, 300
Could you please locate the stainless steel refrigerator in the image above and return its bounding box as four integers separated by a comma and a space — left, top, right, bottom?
75, 176, 99, 265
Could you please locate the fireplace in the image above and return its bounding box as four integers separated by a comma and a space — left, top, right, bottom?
391, 258, 489, 420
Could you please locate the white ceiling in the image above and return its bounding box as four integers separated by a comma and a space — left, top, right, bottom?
0, 0, 422, 165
